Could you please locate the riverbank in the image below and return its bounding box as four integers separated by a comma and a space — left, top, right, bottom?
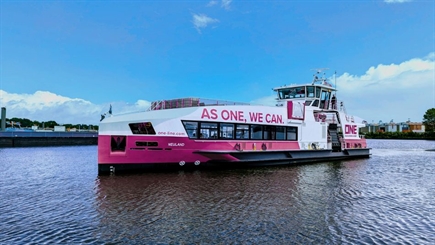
363, 131, 435, 140
0, 131, 98, 147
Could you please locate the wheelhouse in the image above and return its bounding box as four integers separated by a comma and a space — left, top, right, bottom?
274, 82, 337, 110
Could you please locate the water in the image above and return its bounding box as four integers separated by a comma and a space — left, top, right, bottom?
1, 139, 434, 244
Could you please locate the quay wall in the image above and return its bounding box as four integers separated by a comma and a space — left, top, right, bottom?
0, 131, 98, 148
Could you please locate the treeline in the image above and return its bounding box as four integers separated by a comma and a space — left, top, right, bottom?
5, 117, 99, 130
364, 131, 435, 140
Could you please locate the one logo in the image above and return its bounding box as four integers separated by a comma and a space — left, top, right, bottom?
345, 125, 357, 135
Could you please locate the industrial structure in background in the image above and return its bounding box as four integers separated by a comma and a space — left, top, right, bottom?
361, 120, 425, 133
0, 107, 97, 147
1, 107, 6, 132
0, 107, 428, 147
0, 107, 96, 133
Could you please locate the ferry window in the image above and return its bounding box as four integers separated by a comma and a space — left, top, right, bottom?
276, 126, 286, 140
136, 141, 147, 146
315, 87, 321, 98
279, 89, 291, 99
182, 121, 198, 139
286, 127, 297, 141
251, 125, 263, 140
235, 124, 249, 139
264, 125, 275, 140
312, 99, 319, 107
129, 122, 156, 135
199, 122, 218, 139
294, 87, 305, 98
111, 135, 126, 152
220, 123, 234, 139
306, 86, 315, 98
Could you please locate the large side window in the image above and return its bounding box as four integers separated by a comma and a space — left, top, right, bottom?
235, 124, 249, 139
129, 122, 156, 135
251, 125, 263, 140
220, 123, 234, 139
276, 126, 286, 140
263, 125, 275, 140
182, 121, 199, 139
199, 122, 218, 139
182, 121, 298, 141
286, 127, 297, 141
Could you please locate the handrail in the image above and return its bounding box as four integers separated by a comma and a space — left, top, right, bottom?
148, 97, 250, 111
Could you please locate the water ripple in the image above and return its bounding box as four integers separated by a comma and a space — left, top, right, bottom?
1, 142, 434, 244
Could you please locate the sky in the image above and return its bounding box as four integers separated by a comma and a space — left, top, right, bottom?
0, 0, 434, 125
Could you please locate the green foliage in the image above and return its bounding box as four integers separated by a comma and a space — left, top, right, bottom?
423, 108, 435, 131
6, 117, 34, 127
5, 117, 99, 130
42, 120, 58, 128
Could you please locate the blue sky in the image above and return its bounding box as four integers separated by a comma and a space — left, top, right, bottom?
0, 0, 434, 125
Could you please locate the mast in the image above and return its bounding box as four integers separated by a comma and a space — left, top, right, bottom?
334, 70, 337, 98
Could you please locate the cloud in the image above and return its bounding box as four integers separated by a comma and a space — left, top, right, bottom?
207, 0, 232, 9
207, 1, 218, 7
384, 0, 412, 3
252, 53, 434, 124
221, 0, 233, 10
192, 13, 219, 33
333, 53, 434, 123
0, 91, 150, 125
1, 54, 432, 127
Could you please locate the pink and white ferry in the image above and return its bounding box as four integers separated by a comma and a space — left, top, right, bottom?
98, 74, 370, 174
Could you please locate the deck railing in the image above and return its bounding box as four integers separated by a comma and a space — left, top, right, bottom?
148, 97, 250, 111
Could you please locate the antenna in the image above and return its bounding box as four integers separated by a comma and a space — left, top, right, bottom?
311, 68, 329, 85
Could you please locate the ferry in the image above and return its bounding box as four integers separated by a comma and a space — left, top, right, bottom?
98, 73, 370, 174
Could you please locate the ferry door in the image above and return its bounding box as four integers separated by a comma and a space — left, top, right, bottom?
319, 90, 331, 109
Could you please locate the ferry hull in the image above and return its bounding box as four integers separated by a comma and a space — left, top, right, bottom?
98, 154, 370, 175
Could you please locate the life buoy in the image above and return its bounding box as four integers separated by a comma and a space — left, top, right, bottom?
234, 143, 241, 151
311, 143, 317, 150
261, 143, 267, 151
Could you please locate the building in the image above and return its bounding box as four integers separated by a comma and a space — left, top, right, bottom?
361, 120, 425, 133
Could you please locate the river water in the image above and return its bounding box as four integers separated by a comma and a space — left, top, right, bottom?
0, 139, 434, 244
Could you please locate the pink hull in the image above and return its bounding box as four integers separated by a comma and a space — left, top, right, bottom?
98, 135, 301, 165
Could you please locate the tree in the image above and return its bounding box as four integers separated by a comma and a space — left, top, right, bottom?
41, 120, 58, 129
423, 108, 435, 132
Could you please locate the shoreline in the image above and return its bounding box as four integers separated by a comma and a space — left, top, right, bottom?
0, 131, 98, 147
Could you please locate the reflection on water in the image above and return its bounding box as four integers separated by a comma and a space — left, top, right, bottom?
95, 168, 307, 244
1, 140, 434, 244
